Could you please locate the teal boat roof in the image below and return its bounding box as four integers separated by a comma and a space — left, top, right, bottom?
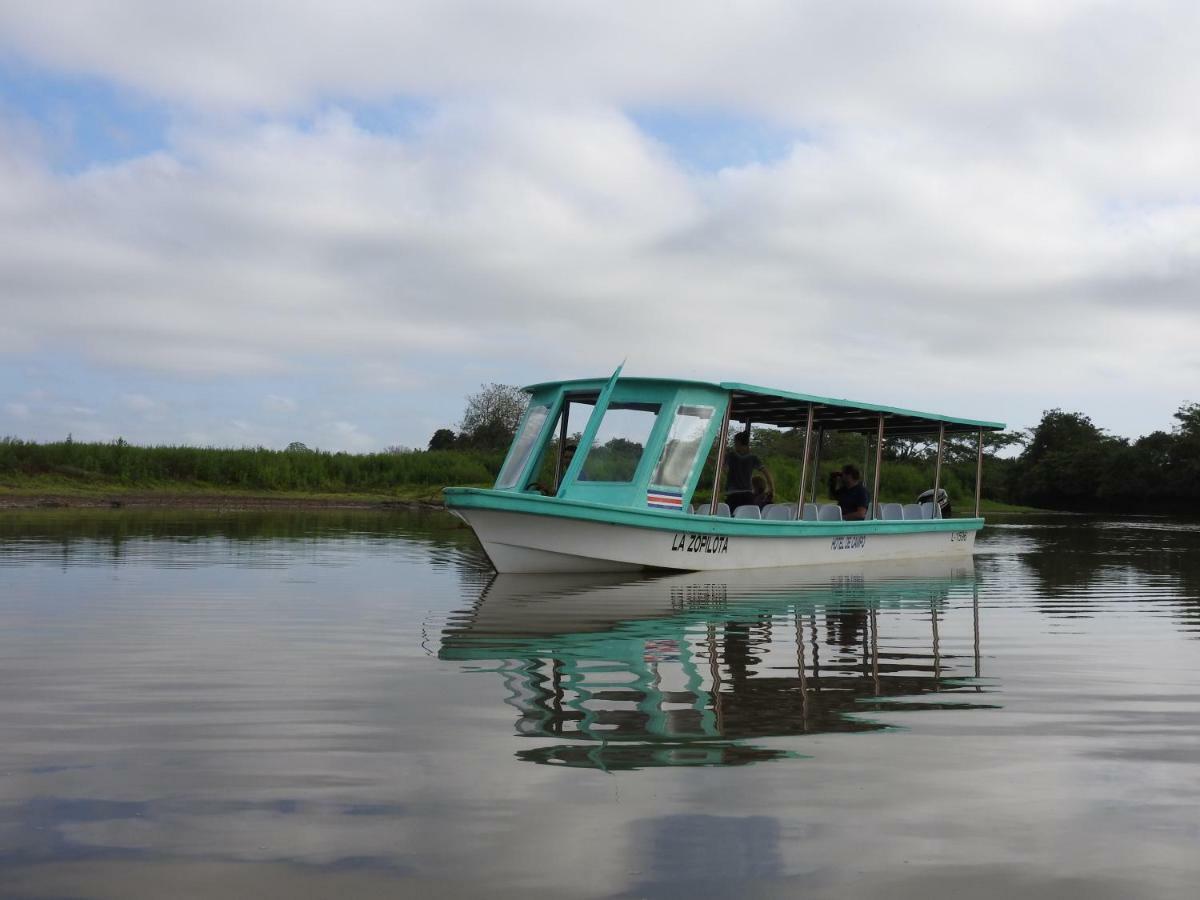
522, 376, 1005, 435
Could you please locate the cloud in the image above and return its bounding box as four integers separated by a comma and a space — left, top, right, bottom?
0, 3, 1198, 446
323, 420, 375, 453
120, 392, 159, 412
262, 394, 298, 413
4, 401, 30, 418
2, 1, 1197, 134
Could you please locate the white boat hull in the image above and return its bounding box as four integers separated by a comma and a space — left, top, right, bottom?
454, 507, 978, 574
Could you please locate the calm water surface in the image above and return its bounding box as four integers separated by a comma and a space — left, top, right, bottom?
2, 509, 1199, 899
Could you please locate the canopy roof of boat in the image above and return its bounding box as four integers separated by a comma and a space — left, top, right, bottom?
523, 377, 1005, 436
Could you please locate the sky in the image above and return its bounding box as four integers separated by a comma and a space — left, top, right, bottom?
1, 1, 1198, 452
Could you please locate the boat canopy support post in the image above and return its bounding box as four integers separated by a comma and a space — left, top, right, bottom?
795, 403, 815, 518
552, 399, 570, 492
709, 400, 732, 515
974, 428, 984, 517
809, 427, 824, 505
862, 433, 872, 496
932, 422, 945, 516
871, 414, 885, 518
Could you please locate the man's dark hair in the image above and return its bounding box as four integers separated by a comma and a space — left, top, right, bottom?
733, 431, 750, 447
841, 464, 861, 480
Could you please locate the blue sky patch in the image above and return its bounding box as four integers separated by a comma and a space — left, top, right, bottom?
0, 56, 170, 172
630, 107, 801, 172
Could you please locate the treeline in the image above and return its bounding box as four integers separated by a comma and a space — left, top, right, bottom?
1005, 405, 1200, 512
8, 396, 1196, 512
0, 437, 505, 493
740, 403, 1200, 513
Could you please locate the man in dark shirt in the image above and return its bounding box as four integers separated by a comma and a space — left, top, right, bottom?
832, 464, 870, 520
723, 431, 774, 513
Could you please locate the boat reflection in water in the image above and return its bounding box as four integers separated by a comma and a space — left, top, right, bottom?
440, 557, 995, 770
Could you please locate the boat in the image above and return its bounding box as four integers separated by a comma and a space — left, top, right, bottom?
444, 368, 1004, 573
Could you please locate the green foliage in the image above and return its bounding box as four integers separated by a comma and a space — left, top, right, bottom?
428, 428, 458, 451
579, 438, 646, 482
0, 437, 504, 493
458, 383, 528, 450
1006, 404, 1200, 512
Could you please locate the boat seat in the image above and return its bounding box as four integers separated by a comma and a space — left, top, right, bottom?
716, 502, 731, 518
882, 502, 904, 520
902, 503, 923, 520
734, 505, 762, 519
920, 501, 941, 519
818, 504, 843, 521
801, 503, 820, 521
763, 504, 796, 521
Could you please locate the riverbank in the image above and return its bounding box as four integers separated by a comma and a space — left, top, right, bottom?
0, 477, 1037, 514
0, 476, 472, 511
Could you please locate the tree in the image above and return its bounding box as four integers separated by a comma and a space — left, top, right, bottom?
286, 441, 310, 453
1169, 402, 1200, 503
427, 428, 457, 451
459, 384, 528, 450
1013, 410, 1124, 509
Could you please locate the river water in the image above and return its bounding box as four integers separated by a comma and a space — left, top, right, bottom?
2, 509, 1199, 899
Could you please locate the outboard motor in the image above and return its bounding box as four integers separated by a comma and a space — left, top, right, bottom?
917, 488, 951, 519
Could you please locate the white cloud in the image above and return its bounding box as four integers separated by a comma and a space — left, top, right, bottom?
314, 420, 375, 453
120, 392, 159, 412
4, 401, 30, 418
2, 1, 1196, 136
262, 394, 298, 413
0, 3, 1198, 444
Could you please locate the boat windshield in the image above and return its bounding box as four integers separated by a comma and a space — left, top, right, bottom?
579, 403, 660, 482
650, 404, 713, 489
495, 403, 550, 490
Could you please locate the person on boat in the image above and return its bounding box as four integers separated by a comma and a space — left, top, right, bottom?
528, 443, 576, 494
831, 464, 869, 520
751, 474, 774, 509
723, 431, 774, 513
557, 443, 577, 485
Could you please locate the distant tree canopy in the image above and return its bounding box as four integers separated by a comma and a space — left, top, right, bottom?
426, 383, 530, 453
427, 428, 458, 452
459, 383, 528, 448
1006, 404, 1200, 512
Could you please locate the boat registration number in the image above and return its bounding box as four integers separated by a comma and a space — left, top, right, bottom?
831, 535, 866, 551
950, 531, 970, 542
671, 533, 730, 555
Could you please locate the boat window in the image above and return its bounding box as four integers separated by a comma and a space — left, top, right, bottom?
495, 403, 550, 490
579, 403, 661, 483
650, 404, 714, 489
528, 394, 597, 492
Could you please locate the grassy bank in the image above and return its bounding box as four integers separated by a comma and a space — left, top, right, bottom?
0, 438, 503, 506
0, 474, 479, 507
0, 438, 1034, 513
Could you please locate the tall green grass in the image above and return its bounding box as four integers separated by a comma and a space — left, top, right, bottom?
0, 438, 505, 493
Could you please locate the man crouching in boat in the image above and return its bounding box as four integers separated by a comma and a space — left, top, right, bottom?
723, 431, 775, 514
831, 464, 869, 520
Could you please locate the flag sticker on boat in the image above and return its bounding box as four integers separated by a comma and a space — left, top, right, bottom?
647, 488, 684, 510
